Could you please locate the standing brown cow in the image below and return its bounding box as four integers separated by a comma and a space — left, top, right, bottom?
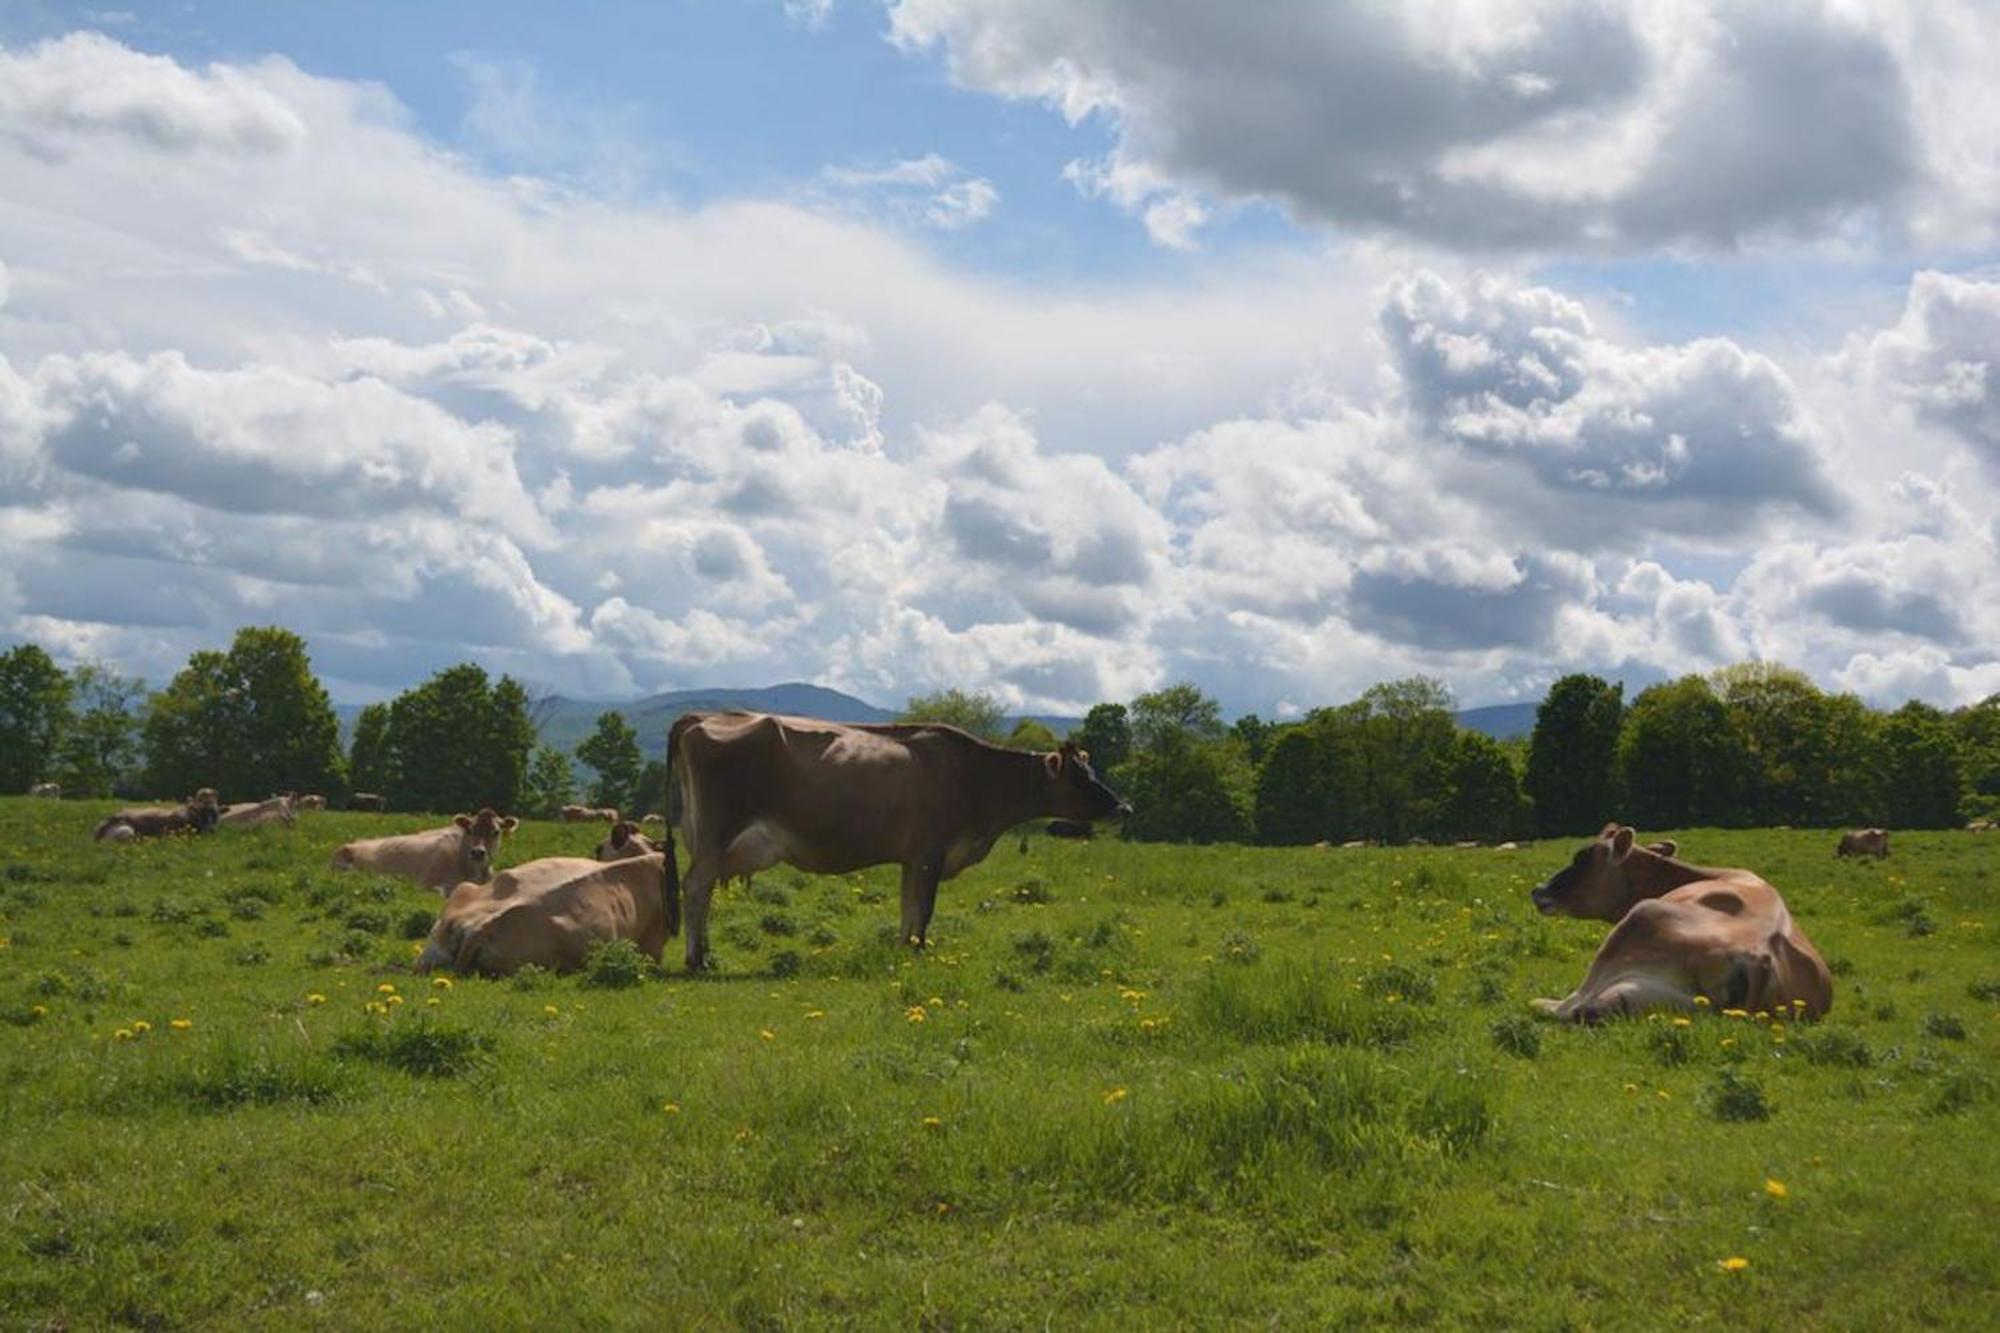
665, 713, 1129, 970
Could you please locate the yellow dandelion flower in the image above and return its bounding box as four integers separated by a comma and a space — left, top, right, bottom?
921, 1116, 943, 1128
30, 1004, 47, 1019
365, 1001, 387, 1016
759, 1028, 775, 1041
409, 942, 423, 957
132, 1019, 152, 1034
926, 995, 943, 1008
377, 982, 398, 995
662, 1102, 681, 1114
307, 993, 327, 1005
1693, 995, 1711, 1007
904, 1006, 927, 1024
1656, 1089, 1671, 1100
734, 1127, 752, 1142
169, 1018, 191, 1030
1102, 1086, 1129, 1105
432, 976, 453, 990
426, 997, 442, 1007
1764, 1179, 1788, 1200
1720, 1037, 1736, 1048
1623, 1082, 1639, 1094
1753, 1011, 1770, 1022
805, 1010, 825, 1020
1672, 1017, 1692, 1028
544, 1004, 560, 1017
1717, 1257, 1750, 1273
386, 995, 404, 1007
113, 1027, 134, 1041
1723, 1008, 1749, 1019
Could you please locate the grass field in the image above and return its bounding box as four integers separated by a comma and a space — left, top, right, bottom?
2, 800, 1996, 1329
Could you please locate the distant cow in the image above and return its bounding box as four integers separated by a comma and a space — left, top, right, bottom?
94, 790, 222, 842
561, 804, 618, 823
219, 796, 297, 830
296, 794, 327, 812
666, 713, 1130, 970
30, 782, 59, 798
1045, 819, 1094, 840
416, 854, 668, 977
595, 820, 661, 861
1836, 828, 1890, 859
349, 793, 387, 812
1529, 824, 1833, 1022
640, 813, 665, 827
329, 808, 520, 894
1968, 818, 1994, 833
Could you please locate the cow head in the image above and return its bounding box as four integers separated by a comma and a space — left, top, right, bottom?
1043, 741, 1132, 822
452, 808, 518, 881
596, 820, 657, 861
1530, 824, 1652, 922
185, 799, 222, 834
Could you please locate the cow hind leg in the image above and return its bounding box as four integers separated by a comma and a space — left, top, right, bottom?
680, 860, 722, 972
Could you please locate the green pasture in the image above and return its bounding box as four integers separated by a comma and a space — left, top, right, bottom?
1, 800, 1996, 1328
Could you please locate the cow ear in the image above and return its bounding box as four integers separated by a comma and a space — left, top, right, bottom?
1650, 839, 1678, 858
1598, 821, 1623, 839
453, 814, 473, 830
1609, 826, 1635, 861
500, 817, 519, 832
1044, 752, 1062, 777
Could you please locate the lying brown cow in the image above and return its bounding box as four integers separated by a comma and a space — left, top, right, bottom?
219, 796, 297, 830
640, 813, 666, 827
30, 782, 60, 798
415, 854, 667, 976
595, 821, 661, 861
1836, 828, 1889, 859
94, 789, 222, 842
349, 792, 387, 812
665, 713, 1130, 970
1529, 824, 1832, 1021
561, 804, 618, 823
329, 808, 519, 893
296, 794, 327, 812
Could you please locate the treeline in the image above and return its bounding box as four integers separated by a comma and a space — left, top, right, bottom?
0, 629, 667, 818
911, 667, 2000, 844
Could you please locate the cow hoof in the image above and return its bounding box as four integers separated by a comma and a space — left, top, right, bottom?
1529, 997, 1563, 1017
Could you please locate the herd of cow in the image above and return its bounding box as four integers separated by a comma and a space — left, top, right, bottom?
56, 711, 1989, 1022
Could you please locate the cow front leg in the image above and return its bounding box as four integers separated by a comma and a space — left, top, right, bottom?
899, 859, 942, 947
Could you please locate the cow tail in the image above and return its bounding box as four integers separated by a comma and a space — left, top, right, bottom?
661, 717, 684, 937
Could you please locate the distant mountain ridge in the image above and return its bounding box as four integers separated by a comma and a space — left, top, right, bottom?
337, 683, 1539, 759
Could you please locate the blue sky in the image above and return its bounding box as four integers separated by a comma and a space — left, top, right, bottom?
0, 2, 1996, 714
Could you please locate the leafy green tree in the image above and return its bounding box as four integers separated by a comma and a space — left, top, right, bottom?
1129, 682, 1224, 755
382, 664, 533, 813
1070, 703, 1131, 771
1439, 730, 1528, 842
141, 629, 342, 800
1951, 695, 2000, 811
1119, 740, 1253, 844
1879, 702, 1965, 828
348, 703, 393, 794
1525, 675, 1625, 836
0, 642, 72, 792
899, 688, 1004, 741
1254, 725, 1335, 844
1616, 676, 1752, 829
142, 650, 236, 799
1006, 718, 1059, 751
575, 710, 642, 812
1230, 713, 1273, 766
523, 744, 577, 819
52, 663, 144, 798
1351, 677, 1457, 843
633, 759, 670, 820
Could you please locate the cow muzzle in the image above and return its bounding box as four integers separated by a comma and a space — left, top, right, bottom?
1530, 883, 1560, 915
415, 941, 452, 973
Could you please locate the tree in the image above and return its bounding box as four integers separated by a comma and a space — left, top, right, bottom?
1879, 702, 1964, 828
1439, 730, 1528, 843
633, 759, 670, 820
381, 664, 533, 813
899, 688, 1004, 741
1129, 683, 1224, 755
1254, 725, 1333, 845
1524, 675, 1625, 836
575, 710, 642, 812
1351, 678, 1457, 843
52, 663, 144, 798
1118, 740, 1254, 844
1230, 713, 1273, 766
1616, 676, 1751, 829
523, 744, 577, 820
1006, 718, 1059, 751
1956, 695, 2000, 817
1070, 703, 1131, 771
140, 629, 342, 800
348, 703, 393, 795
0, 643, 72, 792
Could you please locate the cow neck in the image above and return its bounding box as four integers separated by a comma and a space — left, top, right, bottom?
962, 742, 1050, 831
1622, 848, 1727, 902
